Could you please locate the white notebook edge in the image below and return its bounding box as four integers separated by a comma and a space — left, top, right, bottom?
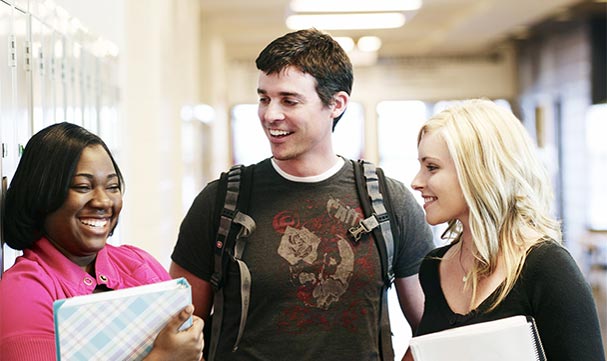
409, 315, 546, 361
411, 315, 527, 342
53, 277, 190, 309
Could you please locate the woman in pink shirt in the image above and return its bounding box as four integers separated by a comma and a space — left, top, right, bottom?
0, 122, 204, 361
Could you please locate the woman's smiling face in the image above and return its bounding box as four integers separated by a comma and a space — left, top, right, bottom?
43, 145, 122, 266
411, 130, 469, 226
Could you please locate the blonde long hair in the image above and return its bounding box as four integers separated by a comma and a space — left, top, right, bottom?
418, 99, 562, 310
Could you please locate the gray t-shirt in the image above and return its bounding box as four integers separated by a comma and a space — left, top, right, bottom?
172, 158, 434, 361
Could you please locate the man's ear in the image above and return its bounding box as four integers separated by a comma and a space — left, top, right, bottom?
330, 91, 350, 119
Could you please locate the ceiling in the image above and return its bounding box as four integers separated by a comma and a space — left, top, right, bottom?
198, 0, 602, 61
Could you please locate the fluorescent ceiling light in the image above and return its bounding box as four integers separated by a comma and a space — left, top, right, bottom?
357, 36, 382, 52
289, 0, 422, 13
286, 13, 406, 30
334, 37, 355, 52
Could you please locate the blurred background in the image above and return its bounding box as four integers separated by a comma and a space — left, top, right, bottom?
0, 0, 605, 357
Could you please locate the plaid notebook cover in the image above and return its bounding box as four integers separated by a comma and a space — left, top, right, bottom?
53, 278, 192, 361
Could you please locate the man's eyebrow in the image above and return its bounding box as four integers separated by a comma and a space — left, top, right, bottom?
256, 89, 300, 98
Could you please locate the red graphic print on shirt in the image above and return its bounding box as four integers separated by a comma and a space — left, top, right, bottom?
274, 195, 380, 334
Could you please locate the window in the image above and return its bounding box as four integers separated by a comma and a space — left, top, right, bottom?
333, 101, 365, 159
377, 100, 428, 191
231, 104, 270, 165
587, 103, 607, 230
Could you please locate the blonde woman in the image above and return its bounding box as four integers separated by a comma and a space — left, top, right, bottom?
410, 99, 604, 360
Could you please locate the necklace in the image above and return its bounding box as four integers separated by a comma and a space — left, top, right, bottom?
458, 242, 469, 283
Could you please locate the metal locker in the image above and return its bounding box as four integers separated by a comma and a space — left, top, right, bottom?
0, 0, 10, 276
0, 0, 29, 274
63, 36, 76, 124
50, 31, 65, 123
81, 46, 96, 132
0, 0, 122, 276
30, 13, 43, 132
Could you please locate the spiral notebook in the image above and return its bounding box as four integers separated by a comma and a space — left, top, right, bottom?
409, 315, 546, 361
53, 277, 192, 361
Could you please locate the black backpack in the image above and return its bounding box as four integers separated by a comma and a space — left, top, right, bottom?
207, 159, 399, 361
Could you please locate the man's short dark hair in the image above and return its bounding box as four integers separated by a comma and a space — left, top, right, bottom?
255, 28, 354, 130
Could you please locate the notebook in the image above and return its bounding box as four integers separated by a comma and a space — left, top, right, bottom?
53, 277, 192, 361
409, 315, 546, 361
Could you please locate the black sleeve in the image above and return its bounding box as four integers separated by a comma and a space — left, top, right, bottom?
170, 180, 220, 281
525, 242, 606, 361
385, 177, 436, 278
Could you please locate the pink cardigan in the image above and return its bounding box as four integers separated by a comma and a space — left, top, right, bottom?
0, 237, 171, 360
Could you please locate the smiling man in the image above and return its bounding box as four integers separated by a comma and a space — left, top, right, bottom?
170, 28, 435, 361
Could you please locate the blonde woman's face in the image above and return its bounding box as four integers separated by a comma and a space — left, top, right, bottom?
411, 131, 468, 226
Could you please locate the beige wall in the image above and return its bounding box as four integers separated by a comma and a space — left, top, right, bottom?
56, 0, 205, 266
119, 1, 200, 266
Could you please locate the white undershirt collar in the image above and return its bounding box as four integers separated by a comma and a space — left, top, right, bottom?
271, 157, 345, 183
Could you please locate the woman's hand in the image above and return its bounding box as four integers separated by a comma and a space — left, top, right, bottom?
144, 304, 205, 361
402, 347, 415, 361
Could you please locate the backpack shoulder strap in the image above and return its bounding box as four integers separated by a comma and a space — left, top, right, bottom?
349, 159, 395, 284
374, 165, 399, 280
208, 164, 255, 360
210, 164, 256, 287
349, 159, 396, 361
210, 165, 245, 288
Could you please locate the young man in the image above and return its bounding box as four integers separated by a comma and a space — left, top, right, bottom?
170, 29, 435, 361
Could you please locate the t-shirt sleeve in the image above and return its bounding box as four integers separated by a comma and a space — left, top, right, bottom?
524, 242, 605, 361
0, 268, 57, 360
170, 180, 219, 281
385, 177, 436, 278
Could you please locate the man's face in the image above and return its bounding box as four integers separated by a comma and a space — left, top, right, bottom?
257, 66, 340, 166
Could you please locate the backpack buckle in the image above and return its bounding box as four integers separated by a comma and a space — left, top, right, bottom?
348, 215, 379, 242
210, 272, 222, 290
